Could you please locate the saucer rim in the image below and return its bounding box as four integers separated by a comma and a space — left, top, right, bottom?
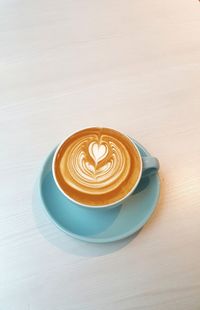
39, 140, 160, 243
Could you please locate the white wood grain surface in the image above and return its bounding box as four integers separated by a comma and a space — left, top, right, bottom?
1, 0, 200, 309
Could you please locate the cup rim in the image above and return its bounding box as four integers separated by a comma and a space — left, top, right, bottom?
52, 127, 143, 208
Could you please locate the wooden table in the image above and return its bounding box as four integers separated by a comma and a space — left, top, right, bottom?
1, 1, 200, 309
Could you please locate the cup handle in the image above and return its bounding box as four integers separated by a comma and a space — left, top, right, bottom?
142, 156, 160, 177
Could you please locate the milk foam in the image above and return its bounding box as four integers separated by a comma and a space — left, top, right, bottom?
55, 127, 141, 206
60, 133, 131, 195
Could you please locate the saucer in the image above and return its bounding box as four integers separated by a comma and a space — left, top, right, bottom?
38, 141, 160, 243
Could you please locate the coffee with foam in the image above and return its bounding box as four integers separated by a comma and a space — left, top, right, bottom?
54, 128, 141, 206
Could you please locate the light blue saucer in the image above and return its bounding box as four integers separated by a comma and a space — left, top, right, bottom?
39, 141, 160, 243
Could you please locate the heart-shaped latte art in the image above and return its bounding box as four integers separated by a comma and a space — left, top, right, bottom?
56, 128, 141, 206
58, 129, 135, 200
89, 142, 108, 165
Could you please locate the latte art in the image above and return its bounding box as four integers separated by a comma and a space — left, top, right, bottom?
54, 128, 141, 206
61, 136, 131, 194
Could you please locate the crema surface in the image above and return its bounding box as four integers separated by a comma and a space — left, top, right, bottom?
54, 128, 141, 206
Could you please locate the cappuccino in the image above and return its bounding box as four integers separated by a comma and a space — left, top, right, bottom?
53, 127, 141, 206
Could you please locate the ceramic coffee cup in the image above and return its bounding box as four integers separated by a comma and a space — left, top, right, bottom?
52, 128, 159, 209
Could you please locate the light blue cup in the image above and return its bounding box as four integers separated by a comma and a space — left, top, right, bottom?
52, 129, 159, 209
